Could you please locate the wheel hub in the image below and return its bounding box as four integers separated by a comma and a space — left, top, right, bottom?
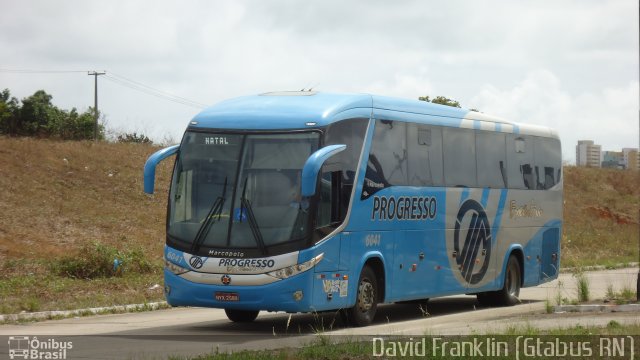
357, 280, 375, 312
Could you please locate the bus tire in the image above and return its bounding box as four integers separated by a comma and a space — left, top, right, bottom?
495, 255, 521, 306
347, 265, 378, 327
224, 309, 259, 322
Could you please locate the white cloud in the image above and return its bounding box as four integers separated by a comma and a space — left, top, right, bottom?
363, 69, 434, 99
471, 70, 639, 163
0, 1, 637, 148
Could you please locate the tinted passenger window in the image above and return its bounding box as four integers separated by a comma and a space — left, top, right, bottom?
408, 124, 444, 186
443, 128, 476, 187
476, 132, 507, 188
321, 118, 368, 222
506, 135, 535, 189
534, 137, 562, 189
361, 120, 407, 198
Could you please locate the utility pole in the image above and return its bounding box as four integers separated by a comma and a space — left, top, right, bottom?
88, 71, 106, 141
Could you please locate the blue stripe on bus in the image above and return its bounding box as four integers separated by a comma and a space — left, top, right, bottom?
473, 120, 481, 130
495, 123, 502, 132
459, 187, 470, 205
480, 188, 490, 207
492, 189, 509, 243
513, 124, 520, 134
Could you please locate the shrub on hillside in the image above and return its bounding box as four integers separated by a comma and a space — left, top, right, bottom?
117, 132, 152, 144
51, 242, 156, 279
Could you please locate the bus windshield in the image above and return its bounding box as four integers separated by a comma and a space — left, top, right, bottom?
168, 131, 320, 254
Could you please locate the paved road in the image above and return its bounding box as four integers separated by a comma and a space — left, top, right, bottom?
0, 268, 637, 359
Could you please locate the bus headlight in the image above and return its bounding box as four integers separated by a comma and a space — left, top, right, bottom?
267, 253, 324, 279
165, 260, 189, 275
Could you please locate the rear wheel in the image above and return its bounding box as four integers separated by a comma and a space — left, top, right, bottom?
224, 309, 259, 323
495, 255, 521, 306
476, 255, 521, 307
346, 266, 378, 326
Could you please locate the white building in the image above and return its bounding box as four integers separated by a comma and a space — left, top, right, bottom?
576, 140, 602, 167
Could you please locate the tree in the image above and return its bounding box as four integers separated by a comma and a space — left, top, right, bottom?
19, 90, 55, 136
418, 95, 461, 108
0, 88, 105, 140
47, 107, 102, 140
0, 89, 20, 135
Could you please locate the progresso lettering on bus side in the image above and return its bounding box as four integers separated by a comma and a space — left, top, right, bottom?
371, 195, 437, 221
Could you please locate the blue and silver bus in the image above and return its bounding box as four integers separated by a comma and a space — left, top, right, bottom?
144, 91, 562, 326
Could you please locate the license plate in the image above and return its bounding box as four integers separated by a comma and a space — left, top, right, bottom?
215, 292, 239, 302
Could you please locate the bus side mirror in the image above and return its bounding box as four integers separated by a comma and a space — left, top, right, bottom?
143, 144, 179, 194
301, 144, 346, 197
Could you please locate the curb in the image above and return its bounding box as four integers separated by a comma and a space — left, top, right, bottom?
0, 301, 169, 322
553, 303, 640, 313
562, 262, 639, 273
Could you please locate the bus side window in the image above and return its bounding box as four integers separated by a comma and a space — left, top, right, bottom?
361, 120, 408, 198
408, 124, 443, 186
506, 135, 535, 190
322, 118, 368, 222
534, 137, 562, 190
443, 127, 477, 188
476, 131, 507, 188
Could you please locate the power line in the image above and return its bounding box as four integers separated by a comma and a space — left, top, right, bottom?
108, 72, 208, 108
0, 68, 208, 109
102, 75, 205, 109
0, 69, 87, 73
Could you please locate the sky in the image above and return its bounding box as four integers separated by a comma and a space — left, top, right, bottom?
1, 0, 638, 163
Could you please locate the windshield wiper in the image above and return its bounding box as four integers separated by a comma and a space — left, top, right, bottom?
240, 177, 267, 255
192, 177, 227, 252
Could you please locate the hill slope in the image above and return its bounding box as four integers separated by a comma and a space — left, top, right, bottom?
563, 165, 639, 267
0, 137, 171, 260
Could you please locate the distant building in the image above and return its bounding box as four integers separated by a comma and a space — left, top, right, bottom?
622, 148, 639, 171
601, 151, 623, 169
576, 140, 602, 167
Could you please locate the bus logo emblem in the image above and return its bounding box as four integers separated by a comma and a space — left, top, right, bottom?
221, 274, 231, 285
189, 256, 204, 269
454, 199, 492, 285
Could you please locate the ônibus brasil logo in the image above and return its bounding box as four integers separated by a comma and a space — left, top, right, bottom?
454, 199, 492, 285
8, 336, 73, 359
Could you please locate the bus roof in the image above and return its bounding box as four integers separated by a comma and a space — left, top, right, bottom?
190, 91, 558, 138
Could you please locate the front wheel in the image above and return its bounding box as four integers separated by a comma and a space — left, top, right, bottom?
224, 309, 259, 323
346, 266, 378, 327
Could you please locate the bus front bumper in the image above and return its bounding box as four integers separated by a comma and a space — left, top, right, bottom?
164, 269, 317, 312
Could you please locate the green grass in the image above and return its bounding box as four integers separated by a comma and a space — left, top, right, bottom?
503, 321, 640, 336
0, 258, 164, 315
574, 272, 590, 302
605, 284, 638, 305
172, 338, 373, 360
49, 241, 155, 279
174, 322, 640, 360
